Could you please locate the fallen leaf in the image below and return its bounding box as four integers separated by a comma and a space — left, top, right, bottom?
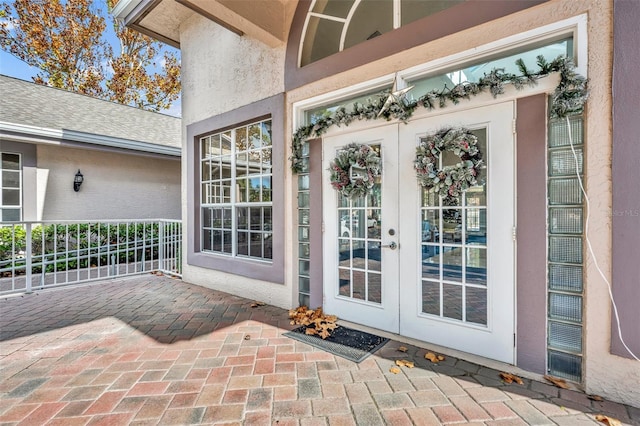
244, 335, 251, 340
425, 352, 442, 363
397, 346, 408, 353
499, 372, 524, 385
250, 301, 265, 308
288, 305, 340, 339
595, 415, 622, 426
395, 359, 415, 368
587, 394, 604, 402
544, 375, 570, 389
389, 366, 401, 374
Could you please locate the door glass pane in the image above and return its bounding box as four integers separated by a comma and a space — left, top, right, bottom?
422, 280, 440, 316
466, 248, 487, 285
368, 271, 381, 303
419, 127, 489, 327
443, 284, 463, 320
335, 146, 382, 305
466, 287, 487, 325
422, 245, 440, 280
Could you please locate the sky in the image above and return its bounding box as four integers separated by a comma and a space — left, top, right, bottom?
0, 0, 182, 118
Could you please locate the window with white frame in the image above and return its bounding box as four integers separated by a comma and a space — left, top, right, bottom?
200, 119, 273, 261
1, 153, 22, 222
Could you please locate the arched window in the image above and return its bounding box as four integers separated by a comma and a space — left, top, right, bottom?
300, 0, 464, 66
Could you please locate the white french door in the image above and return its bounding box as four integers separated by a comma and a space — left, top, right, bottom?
322, 102, 515, 363
323, 125, 400, 333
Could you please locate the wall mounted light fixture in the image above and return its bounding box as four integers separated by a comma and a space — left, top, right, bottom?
73, 169, 84, 192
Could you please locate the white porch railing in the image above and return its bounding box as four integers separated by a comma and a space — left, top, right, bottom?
0, 219, 182, 295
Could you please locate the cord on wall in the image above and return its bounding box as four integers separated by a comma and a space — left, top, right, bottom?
565, 115, 640, 362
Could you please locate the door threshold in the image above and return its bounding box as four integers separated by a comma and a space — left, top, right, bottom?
338, 319, 547, 384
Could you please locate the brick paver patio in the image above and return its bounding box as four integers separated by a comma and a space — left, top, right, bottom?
1, 275, 638, 425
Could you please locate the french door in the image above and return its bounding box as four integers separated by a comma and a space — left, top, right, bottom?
322, 102, 516, 363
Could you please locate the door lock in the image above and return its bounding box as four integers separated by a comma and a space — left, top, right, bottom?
381, 241, 397, 250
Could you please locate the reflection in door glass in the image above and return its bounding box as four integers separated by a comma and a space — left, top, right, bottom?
337, 145, 383, 304
420, 129, 488, 325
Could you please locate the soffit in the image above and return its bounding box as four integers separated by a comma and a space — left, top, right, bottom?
178, 0, 296, 47
134, 0, 297, 48
133, 0, 194, 47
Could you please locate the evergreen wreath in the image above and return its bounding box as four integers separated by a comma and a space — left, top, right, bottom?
414, 128, 483, 201
291, 55, 588, 173
329, 143, 381, 198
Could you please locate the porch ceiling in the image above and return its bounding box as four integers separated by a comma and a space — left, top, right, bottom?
122, 0, 298, 48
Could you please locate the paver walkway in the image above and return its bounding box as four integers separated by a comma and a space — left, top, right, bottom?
0, 275, 638, 425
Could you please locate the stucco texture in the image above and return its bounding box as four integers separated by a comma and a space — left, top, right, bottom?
179, 14, 285, 127
37, 145, 181, 220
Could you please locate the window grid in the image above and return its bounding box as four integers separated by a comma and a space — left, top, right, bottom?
1, 152, 22, 222
547, 111, 585, 382
420, 129, 488, 327
200, 119, 273, 261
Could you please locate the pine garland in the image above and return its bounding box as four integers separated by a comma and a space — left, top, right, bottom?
290, 55, 588, 173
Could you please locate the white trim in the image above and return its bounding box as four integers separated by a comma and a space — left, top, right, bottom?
339, 0, 361, 52
308, 12, 346, 23
0, 122, 181, 157
399, 15, 587, 82
111, 0, 145, 21
293, 14, 588, 133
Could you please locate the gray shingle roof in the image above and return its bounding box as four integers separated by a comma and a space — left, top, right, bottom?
0, 74, 181, 148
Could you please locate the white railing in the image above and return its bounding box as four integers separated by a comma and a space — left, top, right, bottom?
0, 219, 182, 295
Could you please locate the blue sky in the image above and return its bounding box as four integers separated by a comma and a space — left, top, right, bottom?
0, 0, 181, 117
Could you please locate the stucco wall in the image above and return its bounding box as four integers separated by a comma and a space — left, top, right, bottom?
178, 13, 292, 309
179, 13, 286, 127
37, 144, 181, 221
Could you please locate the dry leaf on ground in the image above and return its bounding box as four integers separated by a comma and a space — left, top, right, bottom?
389, 366, 401, 374
395, 359, 415, 368
244, 335, 251, 340
397, 346, 408, 353
595, 415, 622, 426
543, 375, 570, 389
250, 301, 266, 308
499, 372, 524, 385
289, 306, 339, 339
587, 394, 604, 402
425, 352, 444, 363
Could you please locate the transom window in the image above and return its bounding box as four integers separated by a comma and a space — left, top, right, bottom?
200, 119, 273, 261
300, 0, 464, 66
1, 153, 22, 222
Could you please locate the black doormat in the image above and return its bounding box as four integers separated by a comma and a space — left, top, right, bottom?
283, 325, 389, 363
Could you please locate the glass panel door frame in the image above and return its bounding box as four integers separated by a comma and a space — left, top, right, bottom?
322, 124, 400, 334
398, 101, 516, 364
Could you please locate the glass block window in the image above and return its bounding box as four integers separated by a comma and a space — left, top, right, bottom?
547, 111, 584, 382
1, 153, 22, 222
200, 119, 273, 261
297, 142, 311, 306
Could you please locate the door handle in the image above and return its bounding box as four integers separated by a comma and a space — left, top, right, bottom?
381, 241, 397, 250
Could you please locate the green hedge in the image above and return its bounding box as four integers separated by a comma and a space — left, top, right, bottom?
0, 223, 163, 273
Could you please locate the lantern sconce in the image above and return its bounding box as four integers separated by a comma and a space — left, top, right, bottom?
73, 169, 84, 192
